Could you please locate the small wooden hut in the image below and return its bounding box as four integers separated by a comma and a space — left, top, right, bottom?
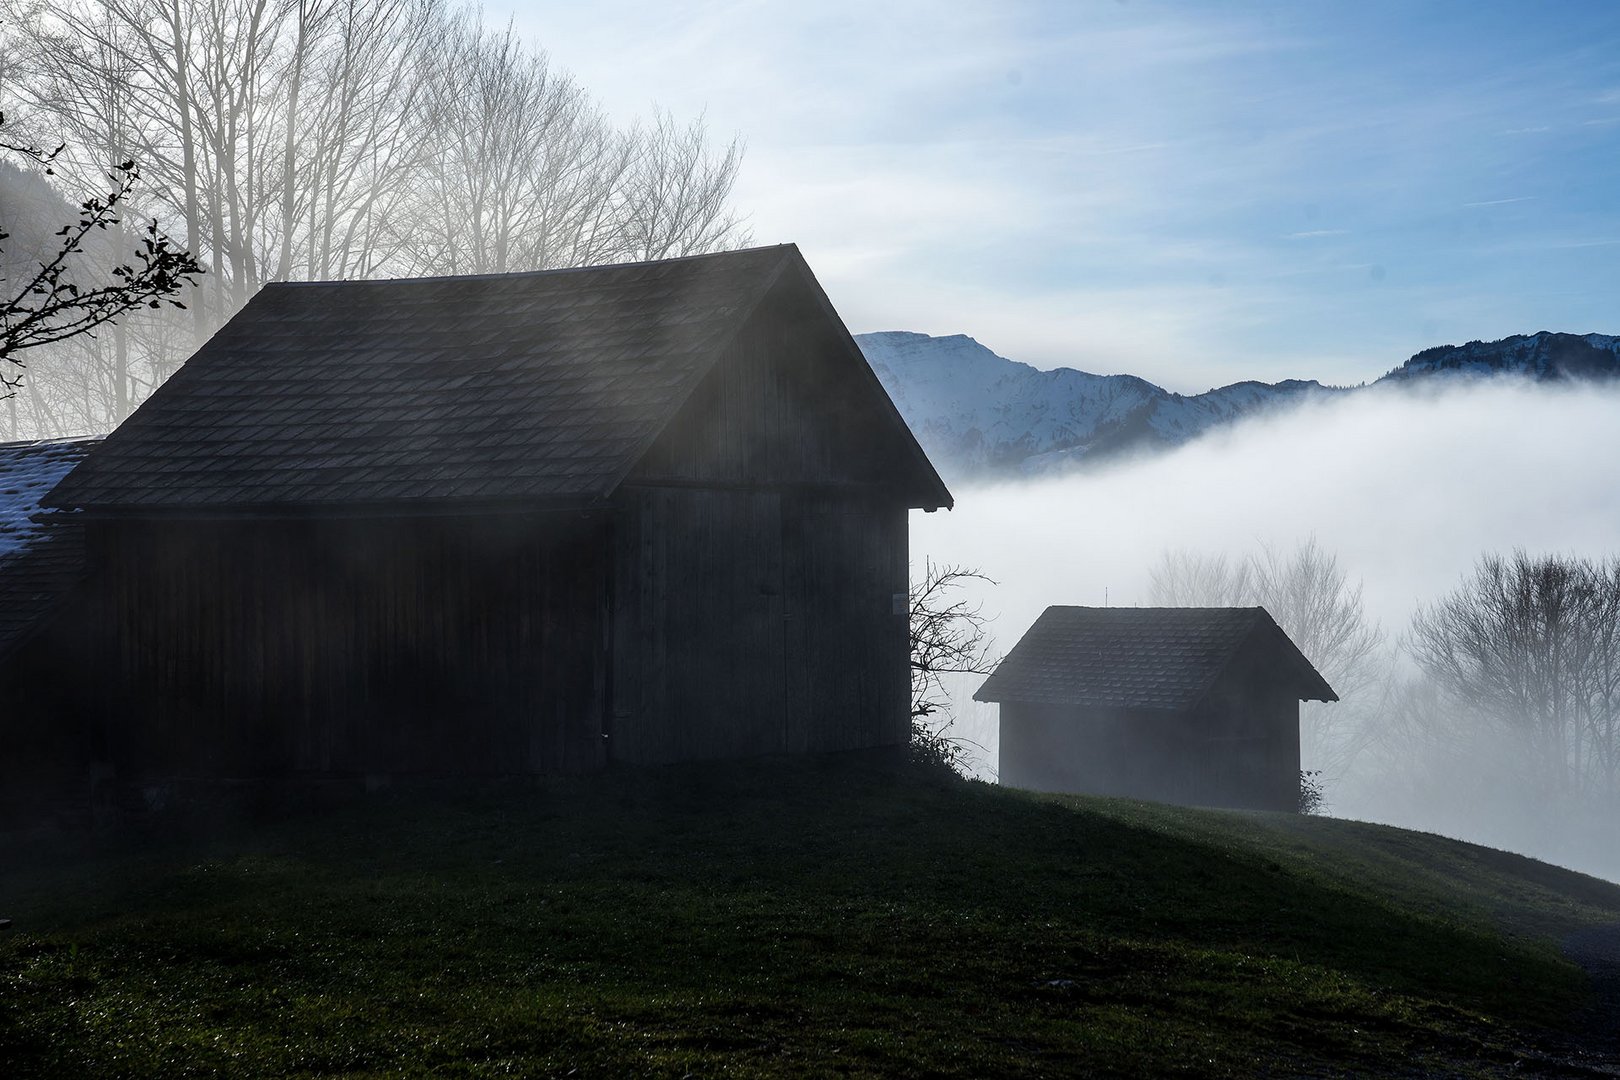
41, 244, 952, 783
974, 607, 1335, 811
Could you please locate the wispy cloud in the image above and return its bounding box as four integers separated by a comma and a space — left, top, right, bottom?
497, 0, 1620, 387
1545, 238, 1620, 249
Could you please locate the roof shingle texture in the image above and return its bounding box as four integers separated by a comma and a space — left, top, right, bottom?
48, 245, 795, 510
0, 437, 98, 658
973, 606, 1335, 710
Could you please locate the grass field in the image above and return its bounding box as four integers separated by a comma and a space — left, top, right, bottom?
2, 753, 1618, 1077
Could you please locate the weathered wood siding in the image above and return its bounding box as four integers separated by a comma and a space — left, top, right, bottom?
608, 271, 916, 764
999, 703, 1195, 801
610, 488, 909, 765
782, 494, 909, 753
0, 620, 100, 817
88, 513, 608, 779
609, 487, 786, 764
1000, 670, 1301, 811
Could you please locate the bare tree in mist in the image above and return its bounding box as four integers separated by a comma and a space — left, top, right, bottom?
620, 108, 748, 262
1149, 538, 1388, 781
1408, 550, 1620, 808
909, 560, 997, 774
0, 0, 748, 437
1146, 550, 1252, 607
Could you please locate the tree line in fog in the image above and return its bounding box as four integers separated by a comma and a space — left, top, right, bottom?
1151, 542, 1620, 867
0, 0, 749, 438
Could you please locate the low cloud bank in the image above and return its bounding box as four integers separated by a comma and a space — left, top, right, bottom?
913, 378, 1620, 881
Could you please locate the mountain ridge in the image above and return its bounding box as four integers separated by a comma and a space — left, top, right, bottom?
857, 329, 1620, 480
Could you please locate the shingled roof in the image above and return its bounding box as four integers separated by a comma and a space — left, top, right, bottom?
0, 437, 98, 660
973, 606, 1336, 711
47, 245, 949, 513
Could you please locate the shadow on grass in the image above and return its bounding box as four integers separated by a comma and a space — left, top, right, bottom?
1, 753, 1616, 1078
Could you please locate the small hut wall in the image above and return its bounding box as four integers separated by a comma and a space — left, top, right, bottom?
1183, 633, 1305, 811
999, 691, 1300, 812
86, 512, 609, 780
999, 703, 1203, 802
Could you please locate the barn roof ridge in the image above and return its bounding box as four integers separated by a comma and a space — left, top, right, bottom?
972, 604, 1336, 710
43, 245, 949, 514
264, 243, 802, 290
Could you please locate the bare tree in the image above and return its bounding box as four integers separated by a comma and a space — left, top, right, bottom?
1408, 550, 1620, 807
0, 114, 201, 396
620, 108, 749, 262
3, 0, 750, 434
1147, 549, 1252, 608
400, 14, 630, 276
1149, 538, 1387, 781
908, 560, 997, 774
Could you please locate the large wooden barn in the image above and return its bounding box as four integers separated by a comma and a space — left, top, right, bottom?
40, 244, 952, 784
974, 607, 1335, 812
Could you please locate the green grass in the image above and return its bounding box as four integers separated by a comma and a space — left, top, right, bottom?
1, 754, 1617, 1078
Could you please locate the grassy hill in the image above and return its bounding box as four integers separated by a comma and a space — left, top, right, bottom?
2, 754, 1618, 1077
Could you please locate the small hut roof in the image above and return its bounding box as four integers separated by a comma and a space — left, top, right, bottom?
46, 245, 951, 514
972, 606, 1337, 710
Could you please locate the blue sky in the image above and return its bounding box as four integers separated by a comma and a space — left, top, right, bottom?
501, 1, 1620, 391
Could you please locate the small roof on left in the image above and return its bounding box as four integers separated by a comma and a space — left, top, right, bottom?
0, 436, 100, 660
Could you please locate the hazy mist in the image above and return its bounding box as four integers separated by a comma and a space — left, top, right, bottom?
915, 378, 1620, 882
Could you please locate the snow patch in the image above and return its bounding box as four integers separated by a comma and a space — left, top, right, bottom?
0, 437, 100, 560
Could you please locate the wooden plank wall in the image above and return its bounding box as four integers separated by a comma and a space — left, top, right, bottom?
611, 273, 916, 765
783, 494, 909, 753
610, 487, 786, 764
999, 696, 1298, 812
612, 487, 909, 766
0, 624, 101, 814
88, 512, 609, 779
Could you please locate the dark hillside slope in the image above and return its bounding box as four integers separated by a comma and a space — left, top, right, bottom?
2, 757, 1617, 1077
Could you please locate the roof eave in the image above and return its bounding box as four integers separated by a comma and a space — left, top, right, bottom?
52, 493, 611, 522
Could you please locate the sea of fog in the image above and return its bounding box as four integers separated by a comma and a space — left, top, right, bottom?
912, 378, 1620, 881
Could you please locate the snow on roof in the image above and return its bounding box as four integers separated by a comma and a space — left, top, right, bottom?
0, 436, 101, 560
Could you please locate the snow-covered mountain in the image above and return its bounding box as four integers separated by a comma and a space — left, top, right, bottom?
858, 329, 1620, 480
1381, 332, 1620, 383
856, 331, 1341, 478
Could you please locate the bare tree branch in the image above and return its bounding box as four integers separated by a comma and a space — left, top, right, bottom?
908, 559, 998, 775
0, 113, 202, 394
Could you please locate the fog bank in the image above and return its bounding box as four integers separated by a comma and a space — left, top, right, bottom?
914, 379, 1620, 880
